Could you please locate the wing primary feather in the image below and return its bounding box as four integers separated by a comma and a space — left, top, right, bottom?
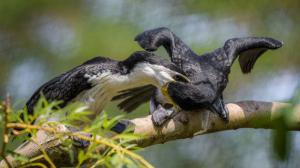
114, 85, 156, 113
238, 48, 267, 73
112, 85, 155, 101
224, 37, 282, 74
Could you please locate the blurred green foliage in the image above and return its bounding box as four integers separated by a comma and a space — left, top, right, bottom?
272, 87, 300, 160
0, 0, 299, 167
0, 96, 149, 167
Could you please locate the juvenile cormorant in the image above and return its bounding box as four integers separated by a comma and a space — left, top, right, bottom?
113, 27, 283, 126
25, 51, 189, 126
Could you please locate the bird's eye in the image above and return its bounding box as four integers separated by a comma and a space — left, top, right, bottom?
173, 75, 189, 83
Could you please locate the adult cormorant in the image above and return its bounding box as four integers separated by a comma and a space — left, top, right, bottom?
113, 27, 283, 126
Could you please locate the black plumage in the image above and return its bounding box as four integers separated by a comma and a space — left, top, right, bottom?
25, 51, 187, 123
113, 27, 283, 125
26, 57, 118, 115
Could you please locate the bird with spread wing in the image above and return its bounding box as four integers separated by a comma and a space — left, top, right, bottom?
25, 51, 189, 131
113, 27, 283, 126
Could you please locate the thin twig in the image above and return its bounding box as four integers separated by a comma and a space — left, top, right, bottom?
20, 162, 48, 168
31, 137, 56, 168
90, 148, 115, 168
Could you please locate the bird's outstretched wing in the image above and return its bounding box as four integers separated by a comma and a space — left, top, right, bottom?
112, 85, 156, 113
223, 37, 283, 73
26, 70, 91, 115
134, 27, 196, 68
26, 56, 114, 115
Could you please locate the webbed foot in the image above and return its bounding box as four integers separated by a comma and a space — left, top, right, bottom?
151, 106, 175, 126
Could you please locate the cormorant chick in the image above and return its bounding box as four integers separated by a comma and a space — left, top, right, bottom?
25, 51, 189, 127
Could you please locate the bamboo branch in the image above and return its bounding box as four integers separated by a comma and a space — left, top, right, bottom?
0, 101, 298, 167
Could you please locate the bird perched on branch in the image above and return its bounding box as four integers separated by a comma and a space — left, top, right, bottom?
113, 27, 283, 126
25, 51, 189, 128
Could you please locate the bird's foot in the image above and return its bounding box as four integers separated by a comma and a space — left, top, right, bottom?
151, 108, 174, 126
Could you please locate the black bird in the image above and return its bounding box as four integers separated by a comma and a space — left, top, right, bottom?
25, 51, 189, 126
113, 27, 283, 126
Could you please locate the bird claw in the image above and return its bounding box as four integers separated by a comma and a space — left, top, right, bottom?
151, 108, 174, 126
152, 110, 168, 126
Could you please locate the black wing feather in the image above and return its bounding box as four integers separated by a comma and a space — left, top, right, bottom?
224, 37, 283, 73
113, 85, 156, 113
26, 56, 116, 115
134, 27, 196, 68
238, 48, 267, 73
26, 68, 92, 115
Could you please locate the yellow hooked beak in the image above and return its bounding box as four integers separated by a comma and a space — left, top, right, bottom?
160, 73, 189, 111
160, 82, 178, 109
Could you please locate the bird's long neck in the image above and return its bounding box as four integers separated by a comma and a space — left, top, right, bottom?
112, 64, 158, 92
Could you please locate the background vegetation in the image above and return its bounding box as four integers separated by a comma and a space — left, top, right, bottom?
0, 0, 299, 167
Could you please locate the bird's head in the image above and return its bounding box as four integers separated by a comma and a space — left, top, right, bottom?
142, 65, 190, 109
122, 51, 190, 107
122, 51, 190, 87
144, 63, 190, 87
